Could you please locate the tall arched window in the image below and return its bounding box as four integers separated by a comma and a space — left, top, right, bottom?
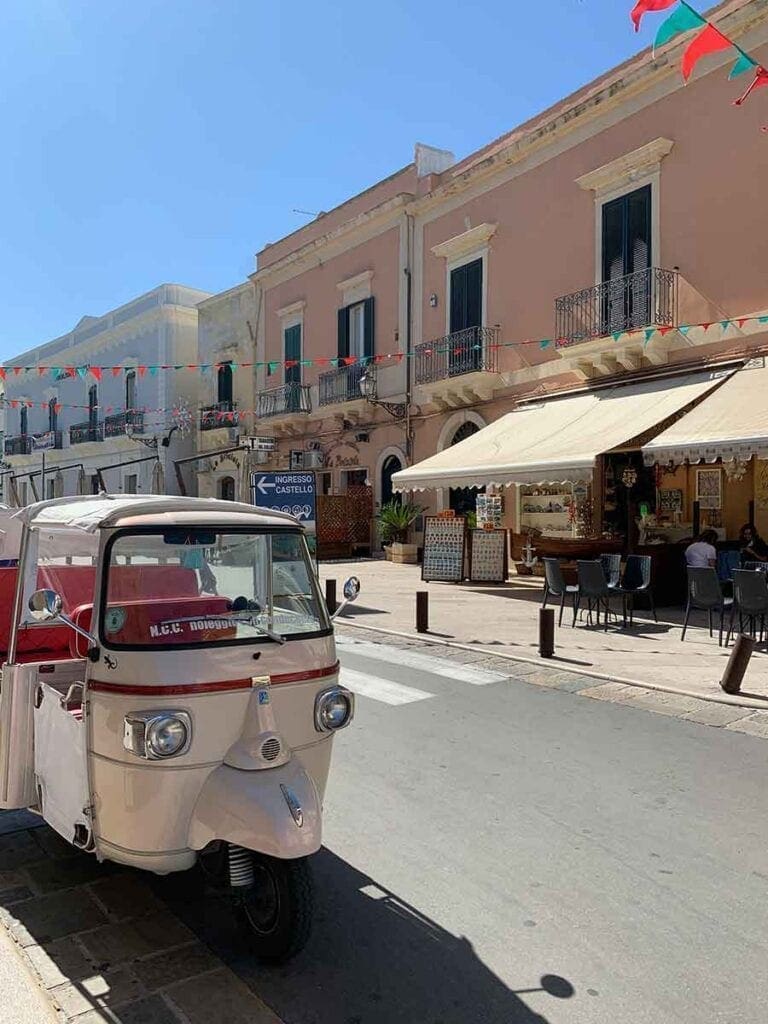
125, 370, 136, 412
48, 398, 58, 433
88, 385, 98, 429
448, 421, 482, 516
381, 454, 403, 507
219, 476, 236, 502
217, 364, 233, 408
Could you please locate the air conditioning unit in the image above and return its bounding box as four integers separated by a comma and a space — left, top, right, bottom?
303, 450, 325, 469
228, 428, 240, 444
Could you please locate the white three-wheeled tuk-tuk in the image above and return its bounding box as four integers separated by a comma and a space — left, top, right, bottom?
0, 495, 359, 961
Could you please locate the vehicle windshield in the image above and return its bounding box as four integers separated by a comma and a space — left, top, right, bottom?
102, 528, 329, 648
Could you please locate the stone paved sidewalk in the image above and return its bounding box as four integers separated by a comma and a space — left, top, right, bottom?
0, 812, 281, 1024
324, 559, 768, 705
336, 625, 768, 740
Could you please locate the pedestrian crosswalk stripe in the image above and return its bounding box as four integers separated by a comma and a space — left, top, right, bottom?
337, 638, 509, 686
339, 667, 434, 706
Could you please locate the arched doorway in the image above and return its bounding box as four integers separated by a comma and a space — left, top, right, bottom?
380, 454, 402, 506
448, 421, 482, 516
218, 476, 236, 502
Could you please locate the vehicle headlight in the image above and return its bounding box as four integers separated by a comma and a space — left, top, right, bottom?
314, 687, 354, 733
123, 710, 192, 760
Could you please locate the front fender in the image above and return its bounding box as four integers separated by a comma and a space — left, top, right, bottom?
188, 760, 321, 859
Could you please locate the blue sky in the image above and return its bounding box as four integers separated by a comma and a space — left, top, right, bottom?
0, 0, 660, 356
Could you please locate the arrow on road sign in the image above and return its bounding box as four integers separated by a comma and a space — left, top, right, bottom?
255, 478, 276, 497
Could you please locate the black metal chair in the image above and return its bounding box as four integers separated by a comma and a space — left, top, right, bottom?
599, 553, 621, 589
726, 569, 768, 645
615, 554, 656, 627
573, 560, 613, 630
681, 566, 732, 646
542, 557, 578, 627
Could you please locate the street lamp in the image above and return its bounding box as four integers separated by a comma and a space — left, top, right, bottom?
358, 370, 406, 419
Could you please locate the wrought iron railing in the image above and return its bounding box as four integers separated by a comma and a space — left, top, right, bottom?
414, 326, 500, 385
4, 430, 65, 455
200, 401, 238, 431
104, 410, 145, 437
257, 383, 312, 419
555, 267, 678, 347
319, 363, 367, 406
70, 421, 104, 444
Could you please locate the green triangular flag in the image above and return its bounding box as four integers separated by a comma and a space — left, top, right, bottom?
645, 328, 655, 342
729, 51, 756, 80
721, 320, 731, 330
759, 316, 768, 324
539, 339, 550, 350
654, 3, 705, 53
679, 325, 690, 335
612, 331, 623, 342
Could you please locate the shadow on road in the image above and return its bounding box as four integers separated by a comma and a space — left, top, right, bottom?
159, 847, 574, 1024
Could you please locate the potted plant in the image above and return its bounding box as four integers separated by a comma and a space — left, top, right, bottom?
376, 500, 423, 563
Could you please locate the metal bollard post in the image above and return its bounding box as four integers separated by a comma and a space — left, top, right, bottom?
720, 633, 755, 694
539, 607, 555, 659
325, 579, 337, 615
416, 591, 429, 633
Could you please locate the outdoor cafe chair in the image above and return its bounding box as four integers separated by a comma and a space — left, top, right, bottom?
726, 569, 768, 645
681, 566, 733, 646
542, 557, 578, 627
573, 560, 613, 631
743, 560, 768, 573
615, 554, 656, 627
599, 553, 622, 589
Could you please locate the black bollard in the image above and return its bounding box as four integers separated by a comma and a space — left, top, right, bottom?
416, 591, 429, 633
539, 608, 555, 658
720, 633, 755, 694
325, 578, 337, 615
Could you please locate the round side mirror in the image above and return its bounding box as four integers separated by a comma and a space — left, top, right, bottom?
342, 576, 361, 602
28, 589, 63, 622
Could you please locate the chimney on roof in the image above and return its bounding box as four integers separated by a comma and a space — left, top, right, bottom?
415, 143, 455, 178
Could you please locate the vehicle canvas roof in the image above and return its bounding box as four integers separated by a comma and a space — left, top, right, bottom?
15, 495, 300, 532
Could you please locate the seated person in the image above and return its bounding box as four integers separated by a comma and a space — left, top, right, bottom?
738, 524, 768, 565
685, 530, 718, 568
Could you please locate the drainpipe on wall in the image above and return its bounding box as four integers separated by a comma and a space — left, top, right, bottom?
404, 212, 414, 464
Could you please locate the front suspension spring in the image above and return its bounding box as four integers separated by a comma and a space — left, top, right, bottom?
227, 844, 255, 889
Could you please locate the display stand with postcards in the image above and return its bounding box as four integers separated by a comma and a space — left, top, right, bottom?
422, 512, 467, 582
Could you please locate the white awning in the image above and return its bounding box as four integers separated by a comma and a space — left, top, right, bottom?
393, 370, 729, 492
643, 362, 768, 466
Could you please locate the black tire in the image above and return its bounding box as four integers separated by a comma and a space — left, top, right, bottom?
236, 853, 313, 963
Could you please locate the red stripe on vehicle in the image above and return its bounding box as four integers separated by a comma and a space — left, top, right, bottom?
89, 662, 339, 696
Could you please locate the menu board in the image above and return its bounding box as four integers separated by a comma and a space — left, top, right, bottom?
469, 529, 507, 582
422, 516, 467, 582
658, 488, 683, 514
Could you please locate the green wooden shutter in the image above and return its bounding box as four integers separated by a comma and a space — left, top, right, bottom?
363, 296, 375, 362
284, 324, 302, 383
337, 306, 349, 359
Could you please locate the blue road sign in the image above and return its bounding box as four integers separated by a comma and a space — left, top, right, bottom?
250, 471, 316, 523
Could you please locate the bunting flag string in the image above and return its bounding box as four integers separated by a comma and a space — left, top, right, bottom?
630, 0, 767, 123
0, 312, 767, 381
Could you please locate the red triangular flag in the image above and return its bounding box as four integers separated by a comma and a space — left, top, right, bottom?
90, 366, 102, 381
658, 326, 674, 336
0, 369, 6, 380
737, 318, 748, 327
13, 367, 22, 376
138, 366, 148, 377
111, 366, 121, 377
682, 24, 732, 82
37, 367, 47, 377
630, 0, 676, 32
733, 66, 768, 106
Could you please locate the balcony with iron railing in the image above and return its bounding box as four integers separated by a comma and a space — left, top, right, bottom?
555, 267, 679, 347
318, 363, 367, 406
200, 401, 238, 431
4, 430, 63, 456
414, 326, 500, 385
257, 382, 312, 419
104, 410, 145, 437
70, 421, 104, 445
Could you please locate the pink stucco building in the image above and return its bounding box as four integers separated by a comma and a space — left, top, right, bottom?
198, 0, 768, 557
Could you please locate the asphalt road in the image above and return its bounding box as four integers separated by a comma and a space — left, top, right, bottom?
167, 637, 768, 1024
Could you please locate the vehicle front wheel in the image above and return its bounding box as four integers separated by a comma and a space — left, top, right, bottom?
234, 851, 313, 962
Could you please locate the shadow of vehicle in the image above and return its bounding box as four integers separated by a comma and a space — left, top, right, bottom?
157, 847, 575, 1024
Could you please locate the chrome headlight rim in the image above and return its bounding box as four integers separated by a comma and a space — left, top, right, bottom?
314, 686, 354, 733
123, 709, 192, 760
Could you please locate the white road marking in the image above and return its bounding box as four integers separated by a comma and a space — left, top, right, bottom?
339, 667, 434, 706
337, 637, 509, 686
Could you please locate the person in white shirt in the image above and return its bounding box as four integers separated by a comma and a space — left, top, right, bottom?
685, 530, 718, 568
